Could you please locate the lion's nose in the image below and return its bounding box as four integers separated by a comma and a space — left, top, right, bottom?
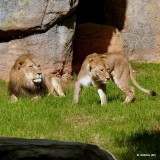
37, 72, 42, 76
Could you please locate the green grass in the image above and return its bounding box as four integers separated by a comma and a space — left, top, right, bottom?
0, 62, 160, 160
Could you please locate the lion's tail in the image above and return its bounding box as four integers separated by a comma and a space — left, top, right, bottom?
129, 63, 156, 96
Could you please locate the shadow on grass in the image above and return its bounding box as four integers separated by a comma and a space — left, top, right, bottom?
108, 94, 122, 102
116, 130, 160, 160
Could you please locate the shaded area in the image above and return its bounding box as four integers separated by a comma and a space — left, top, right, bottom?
73, 23, 117, 73
104, 0, 127, 31
0, 30, 43, 43
76, 0, 127, 31
116, 130, 160, 160
76, 0, 106, 25
73, 0, 127, 73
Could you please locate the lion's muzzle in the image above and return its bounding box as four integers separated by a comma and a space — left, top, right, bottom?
33, 73, 42, 83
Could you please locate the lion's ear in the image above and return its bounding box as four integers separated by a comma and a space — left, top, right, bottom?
16, 60, 25, 70
92, 53, 98, 57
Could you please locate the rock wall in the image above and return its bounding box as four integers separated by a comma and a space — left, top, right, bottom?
103, 0, 160, 62
75, 0, 160, 64
0, 0, 78, 80
1, 0, 160, 80
121, 0, 160, 62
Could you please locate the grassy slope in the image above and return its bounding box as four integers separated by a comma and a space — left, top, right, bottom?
0, 62, 159, 160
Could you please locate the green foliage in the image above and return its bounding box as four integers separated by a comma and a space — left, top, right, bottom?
0, 62, 159, 160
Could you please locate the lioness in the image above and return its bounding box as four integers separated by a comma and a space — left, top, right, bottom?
73, 53, 110, 105
100, 52, 156, 103
9, 54, 67, 102
73, 52, 156, 105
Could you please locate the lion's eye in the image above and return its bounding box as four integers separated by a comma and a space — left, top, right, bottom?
29, 65, 34, 68
100, 69, 104, 72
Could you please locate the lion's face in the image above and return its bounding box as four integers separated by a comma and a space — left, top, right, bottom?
22, 59, 42, 83
89, 56, 110, 84
14, 54, 43, 84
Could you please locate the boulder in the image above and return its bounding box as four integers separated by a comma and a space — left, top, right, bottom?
76, 0, 160, 62
0, 0, 78, 31
121, 0, 160, 62
0, 0, 79, 80
0, 138, 117, 160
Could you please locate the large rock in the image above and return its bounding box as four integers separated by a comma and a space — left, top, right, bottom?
0, 0, 78, 31
73, 23, 124, 72
0, 138, 117, 160
75, 0, 160, 62
120, 0, 160, 62
0, 0, 79, 80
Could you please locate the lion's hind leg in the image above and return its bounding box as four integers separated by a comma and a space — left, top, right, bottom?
113, 74, 135, 103
117, 82, 135, 103
123, 86, 135, 103
50, 77, 65, 96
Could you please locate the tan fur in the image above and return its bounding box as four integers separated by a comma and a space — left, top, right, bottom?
9, 54, 67, 102
73, 53, 110, 105
73, 52, 156, 106
99, 52, 156, 103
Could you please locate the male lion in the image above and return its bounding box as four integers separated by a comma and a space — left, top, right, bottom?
9, 54, 67, 102
73, 52, 156, 105
73, 53, 110, 105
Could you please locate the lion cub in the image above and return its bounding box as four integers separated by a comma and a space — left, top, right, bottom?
73, 53, 110, 105
73, 52, 156, 105
9, 54, 68, 102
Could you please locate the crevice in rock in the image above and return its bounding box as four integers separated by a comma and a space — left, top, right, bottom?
0, 29, 45, 43
40, 0, 49, 30
0, 13, 74, 43
0, 0, 77, 43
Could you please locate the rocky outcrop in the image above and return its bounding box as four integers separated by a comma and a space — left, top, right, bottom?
121, 0, 160, 62
0, 0, 78, 32
103, 0, 160, 62
0, 0, 78, 80
0, 138, 117, 160
73, 23, 124, 72
1, 0, 160, 80
75, 0, 160, 63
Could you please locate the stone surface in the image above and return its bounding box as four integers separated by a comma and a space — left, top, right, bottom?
0, 0, 78, 31
103, 0, 160, 62
76, 0, 160, 62
73, 23, 124, 72
0, 16, 76, 80
0, 138, 117, 160
121, 0, 160, 62
0, 0, 78, 80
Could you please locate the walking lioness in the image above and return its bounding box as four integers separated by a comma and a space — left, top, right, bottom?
73, 53, 110, 105
73, 52, 156, 105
